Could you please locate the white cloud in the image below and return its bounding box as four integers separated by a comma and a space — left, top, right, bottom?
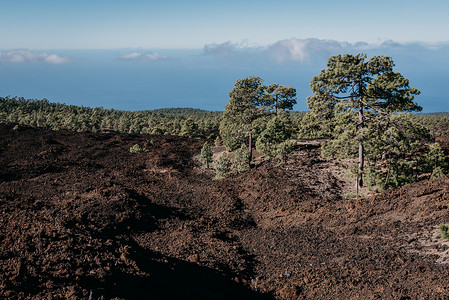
203, 38, 372, 64
204, 40, 261, 58
268, 38, 371, 63
202, 38, 449, 65
118, 52, 169, 62
0, 50, 71, 64
267, 39, 449, 64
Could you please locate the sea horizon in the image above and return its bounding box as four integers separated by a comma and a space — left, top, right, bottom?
1, 46, 448, 113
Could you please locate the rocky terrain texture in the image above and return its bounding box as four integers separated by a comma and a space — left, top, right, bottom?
1, 123, 449, 299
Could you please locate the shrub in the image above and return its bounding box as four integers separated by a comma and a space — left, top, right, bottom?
214, 154, 232, 179
233, 144, 250, 173
129, 144, 149, 153
431, 166, 446, 180
275, 140, 296, 163
214, 135, 223, 147
439, 224, 449, 240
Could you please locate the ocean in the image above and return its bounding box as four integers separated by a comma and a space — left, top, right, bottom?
0, 48, 447, 112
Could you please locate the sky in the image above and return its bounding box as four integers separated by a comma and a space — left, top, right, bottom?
1, 0, 448, 111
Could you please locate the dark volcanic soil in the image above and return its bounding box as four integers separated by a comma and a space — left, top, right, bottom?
1, 123, 449, 299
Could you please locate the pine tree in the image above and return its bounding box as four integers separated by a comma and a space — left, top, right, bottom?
214, 155, 232, 179
219, 76, 297, 166
308, 53, 421, 190
200, 141, 213, 169
181, 118, 200, 138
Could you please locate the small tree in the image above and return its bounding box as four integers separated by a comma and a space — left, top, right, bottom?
181, 118, 200, 138
233, 144, 250, 173
220, 76, 267, 157
220, 76, 297, 166
275, 140, 296, 163
214, 155, 232, 179
200, 141, 213, 169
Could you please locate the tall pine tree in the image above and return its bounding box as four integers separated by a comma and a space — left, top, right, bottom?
308, 54, 421, 191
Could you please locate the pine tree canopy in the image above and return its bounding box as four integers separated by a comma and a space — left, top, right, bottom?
308, 53, 422, 190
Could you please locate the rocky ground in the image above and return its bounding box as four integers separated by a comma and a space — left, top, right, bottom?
1, 123, 449, 299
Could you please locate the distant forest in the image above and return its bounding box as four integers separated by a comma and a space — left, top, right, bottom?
0, 96, 448, 139
0, 97, 305, 139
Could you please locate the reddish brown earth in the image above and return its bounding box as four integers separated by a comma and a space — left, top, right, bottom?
1, 123, 449, 299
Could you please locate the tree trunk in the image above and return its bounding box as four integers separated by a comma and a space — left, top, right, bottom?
357, 103, 364, 190
248, 132, 253, 168
384, 161, 391, 187
275, 97, 278, 117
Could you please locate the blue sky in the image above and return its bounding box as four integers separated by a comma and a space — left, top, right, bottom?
1, 0, 448, 111
2, 0, 449, 49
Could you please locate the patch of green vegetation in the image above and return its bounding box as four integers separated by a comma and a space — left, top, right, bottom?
129, 144, 149, 153
439, 224, 449, 240
200, 141, 213, 169
214, 155, 232, 179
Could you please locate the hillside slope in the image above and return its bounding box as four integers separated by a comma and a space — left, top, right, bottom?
1, 123, 449, 299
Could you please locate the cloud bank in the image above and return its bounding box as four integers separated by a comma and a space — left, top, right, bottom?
118, 52, 169, 62
203, 40, 259, 58
0, 50, 71, 64
268, 38, 371, 63
203, 38, 449, 65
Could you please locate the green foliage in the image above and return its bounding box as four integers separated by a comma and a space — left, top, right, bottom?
298, 92, 337, 139
214, 154, 232, 179
219, 76, 296, 156
387, 159, 418, 187
364, 166, 385, 192
336, 113, 435, 190
275, 140, 297, 163
0, 97, 222, 137
264, 84, 297, 116
219, 115, 247, 151
308, 53, 422, 189
424, 143, 447, 171
256, 117, 290, 157
219, 76, 267, 151
214, 135, 223, 146
129, 144, 149, 153
430, 167, 446, 181
232, 144, 250, 173
200, 142, 213, 169
180, 118, 201, 138
410, 114, 449, 137
297, 112, 329, 139
439, 224, 449, 240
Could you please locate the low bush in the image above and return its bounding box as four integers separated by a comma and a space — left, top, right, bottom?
439, 224, 449, 240
129, 144, 149, 153
214, 155, 232, 179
